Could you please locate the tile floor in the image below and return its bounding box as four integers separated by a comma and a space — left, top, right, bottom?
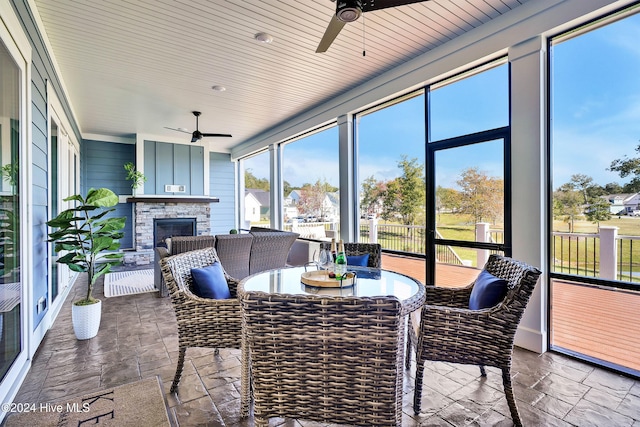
6, 272, 640, 426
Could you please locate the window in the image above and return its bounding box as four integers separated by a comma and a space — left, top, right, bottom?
281, 126, 339, 239
550, 7, 640, 375
429, 65, 509, 141
356, 93, 426, 252
242, 150, 271, 229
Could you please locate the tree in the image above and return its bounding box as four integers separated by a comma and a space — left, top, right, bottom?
456, 167, 503, 224
608, 144, 640, 192
553, 183, 583, 232
245, 169, 269, 191
569, 174, 594, 204
394, 156, 425, 225
585, 196, 612, 225
283, 180, 292, 197
435, 186, 461, 221
381, 178, 401, 222
553, 174, 611, 228
360, 175, 385, 217
604, 182, 624, 194
297, 178, 335, 218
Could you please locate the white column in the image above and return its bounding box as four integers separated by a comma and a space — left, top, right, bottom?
237, 158, 246, 230
370, 218, 378, 243
338, 114, 355, 241
509, 35, 547, 354
476, 222, 491, 267
269, 144, 282, 228
599, 226, 618, 280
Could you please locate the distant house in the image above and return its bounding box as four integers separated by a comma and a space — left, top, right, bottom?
244, 192, 261, 223
323, 192, 340, 221
287, 189, 302, 205
604, 193, 640, 215
245, 189, 270, 221
284, 189, 339, 222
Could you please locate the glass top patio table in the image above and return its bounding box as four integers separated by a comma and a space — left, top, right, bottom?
239, 266, 426, 316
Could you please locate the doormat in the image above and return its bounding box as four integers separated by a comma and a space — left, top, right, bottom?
4, 376, 171, 427
103, 269, 156, 298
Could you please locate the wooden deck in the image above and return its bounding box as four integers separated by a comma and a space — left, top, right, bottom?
381, 252, 640, 375
551, 280, 640, 373
381, 252, 479, 287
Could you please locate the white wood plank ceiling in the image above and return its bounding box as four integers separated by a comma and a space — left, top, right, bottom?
33, 0, 530, 151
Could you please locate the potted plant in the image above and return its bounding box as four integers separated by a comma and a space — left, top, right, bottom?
47, 188, 126, 340
124, 162, 146, 195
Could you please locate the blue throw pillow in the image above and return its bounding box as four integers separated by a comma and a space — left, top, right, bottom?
469, 270, 508, 310
191, 262, 231, 299
347, 253, 370, 267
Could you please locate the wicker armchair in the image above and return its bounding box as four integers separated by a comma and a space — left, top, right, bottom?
248, 231, 299, 275
214, 233, 253, 279
320, 242, 382, 268
240, 291, 404, 426
160, 247, 243, 393
154, 235, 217, 297
405, 254, 541, 426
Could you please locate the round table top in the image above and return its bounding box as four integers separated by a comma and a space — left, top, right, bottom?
239, 266, 425, 315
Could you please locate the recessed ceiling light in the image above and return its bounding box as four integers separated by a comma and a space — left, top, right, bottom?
211, 85, 226, 92
254, 32, 273, 44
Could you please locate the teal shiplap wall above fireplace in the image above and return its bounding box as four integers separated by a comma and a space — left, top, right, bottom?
143, 140, 204, 195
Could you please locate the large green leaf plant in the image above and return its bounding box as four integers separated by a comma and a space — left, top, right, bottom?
47, 188, 126, 305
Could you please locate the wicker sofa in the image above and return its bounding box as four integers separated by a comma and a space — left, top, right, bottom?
154, 230, 299, 296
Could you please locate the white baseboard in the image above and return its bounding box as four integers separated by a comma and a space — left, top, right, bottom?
515, 325, 547, 354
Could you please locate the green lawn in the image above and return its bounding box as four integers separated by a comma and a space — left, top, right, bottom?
281, 214, 640, 281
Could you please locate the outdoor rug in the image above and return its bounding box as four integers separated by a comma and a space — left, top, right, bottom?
4, 376, 171, 427
103, 269, 156, 298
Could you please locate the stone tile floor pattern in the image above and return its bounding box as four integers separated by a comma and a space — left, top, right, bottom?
6, 273, 640, 426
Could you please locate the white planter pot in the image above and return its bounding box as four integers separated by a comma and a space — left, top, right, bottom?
72, 299, 102, 340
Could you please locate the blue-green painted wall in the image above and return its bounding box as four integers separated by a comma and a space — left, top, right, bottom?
143, 140, 204, 195
210, 152, 236, 234
82, 140, 135, 249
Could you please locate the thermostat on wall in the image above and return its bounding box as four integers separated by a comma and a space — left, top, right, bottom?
164, 184, 186, 193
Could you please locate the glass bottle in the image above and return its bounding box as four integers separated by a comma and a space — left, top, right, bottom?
334, 239, 347, 280
330, 238, 337, 262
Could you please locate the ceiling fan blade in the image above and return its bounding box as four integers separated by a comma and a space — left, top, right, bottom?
362, 0, 428, 12
164, 126, 191, 134
316, 15, 346, 53
201, 133, 232, 138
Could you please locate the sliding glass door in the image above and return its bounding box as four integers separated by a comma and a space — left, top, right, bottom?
0, 33, 23, 383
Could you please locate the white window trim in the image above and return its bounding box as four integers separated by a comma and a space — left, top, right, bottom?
0, 0, 33, 417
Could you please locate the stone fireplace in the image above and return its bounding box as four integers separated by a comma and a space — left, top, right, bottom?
123, 196, 218, 265
153, 217, 197, 248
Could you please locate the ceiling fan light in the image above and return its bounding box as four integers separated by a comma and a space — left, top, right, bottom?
337, 0, 362, 22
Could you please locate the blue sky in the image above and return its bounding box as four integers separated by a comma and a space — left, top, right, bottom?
552, 13, 640, 189
245, 11, 640, 192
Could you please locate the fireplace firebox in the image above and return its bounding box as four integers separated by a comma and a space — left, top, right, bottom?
154, 218, 197, 248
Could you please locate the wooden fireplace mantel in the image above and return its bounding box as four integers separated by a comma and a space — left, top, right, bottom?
126, 196, 220, 203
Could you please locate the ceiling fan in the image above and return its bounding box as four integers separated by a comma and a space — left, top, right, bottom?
317, 0, 429, 53
165, 111, 232, 143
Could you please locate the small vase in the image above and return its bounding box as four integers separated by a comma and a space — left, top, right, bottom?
72, 299, 102, 340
